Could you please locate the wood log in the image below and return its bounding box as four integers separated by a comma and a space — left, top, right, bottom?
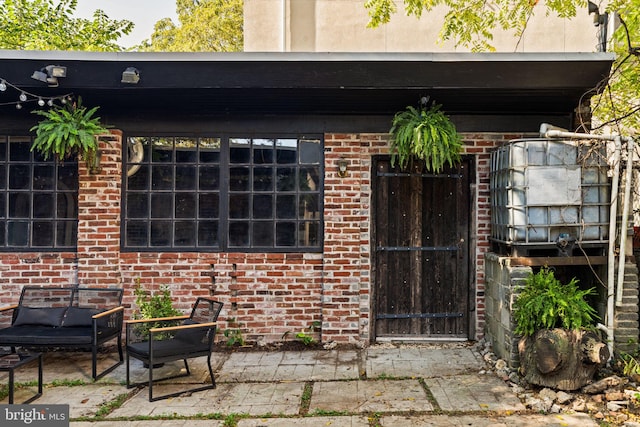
518, 328, 608, 391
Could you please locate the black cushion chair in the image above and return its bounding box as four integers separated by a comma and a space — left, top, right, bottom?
125, 297, 223, 401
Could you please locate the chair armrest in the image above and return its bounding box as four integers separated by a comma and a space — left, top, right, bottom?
0, 304, 18, 313
150, 322, 216, 333
125, 315, 190, 325
93, 306, 124, 318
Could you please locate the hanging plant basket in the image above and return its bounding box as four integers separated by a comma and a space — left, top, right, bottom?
389, 102, 462, 172
29, 97, 110, 167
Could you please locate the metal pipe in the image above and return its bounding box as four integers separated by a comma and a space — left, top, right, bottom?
616, 136, 635, 307
606, 136, 622, 356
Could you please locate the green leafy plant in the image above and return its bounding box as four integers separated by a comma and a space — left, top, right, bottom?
283, 320, 321, 346
223, 328, 245, 347
132, 280, 181, 338
30, 96, 110, 163
389, 102, 463, 172
513, 267, 599, 337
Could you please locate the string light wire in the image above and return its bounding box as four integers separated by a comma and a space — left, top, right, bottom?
0, 77, 73, 108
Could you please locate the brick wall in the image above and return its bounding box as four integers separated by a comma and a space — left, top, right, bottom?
0, 131, 519, 344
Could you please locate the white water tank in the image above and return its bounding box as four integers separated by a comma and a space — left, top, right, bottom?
490, 138, 609, 256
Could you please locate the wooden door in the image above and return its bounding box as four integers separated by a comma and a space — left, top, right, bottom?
373, 157, 472, 340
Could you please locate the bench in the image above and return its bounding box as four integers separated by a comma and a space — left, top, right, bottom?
0, 286, 125, 380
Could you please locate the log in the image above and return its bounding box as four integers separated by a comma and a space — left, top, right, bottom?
518, 328, 609, 391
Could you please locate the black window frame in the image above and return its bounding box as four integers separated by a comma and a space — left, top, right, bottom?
0, 135, 79, 251
123, 134, 323, 252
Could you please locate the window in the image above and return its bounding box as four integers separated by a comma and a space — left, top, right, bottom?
124, 136, 322, 251
0, 136, 78, 250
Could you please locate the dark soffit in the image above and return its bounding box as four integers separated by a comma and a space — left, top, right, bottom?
0, 51, 614, 116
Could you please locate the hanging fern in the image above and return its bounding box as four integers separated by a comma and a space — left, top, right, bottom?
30, 97, 109, 162
389, 103, 463, 172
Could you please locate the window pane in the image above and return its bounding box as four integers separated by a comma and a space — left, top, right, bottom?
33, 166, 54, 190
127, 193, 149, 218
9, 193, 30, 218
0, 165, 5, 189
127, 165, 149, 191
59, 193, 77, 219
230, 167, 250, 191
276, 139, 297, 164
7, 221, 28, 246
299, 194, 319, 218
9, 139, 30, 161
253, 195, 273, 219
0, 193, 5, 218
299, 167, 320, 191
151, 138, 173, 162
56, 221, 77, 247
33, 221, 54, 246
126, 221, 148, 246
9, 165, 30, 189
59, 164, 78, 190
151, 194, 172, 218
174, 221, 196, 246
176, 165, 196, 190
299, 221, 319, 247
199, 193, 219, 218
200, 138, 221, 163
175, 193, 196, 218
276, 195, 296, 219
150, 221, 171, 246
152, 165, 173, 190
199, 166, 220, 190
276, 167, 296, 191
33, 193, 54, 218
253, 222, 273, 246
253, 139, 274, 164
230, 138, 250, 163
229, 222, 249, 246
300, 139, 322, 164
276, 222, 296, 246
253, 167, 273, 191
198, 221, 219, 246
229, 194, 249, 219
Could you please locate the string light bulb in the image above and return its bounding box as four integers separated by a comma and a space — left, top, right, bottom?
47, 99, 54, 107
37, 98, 45, 106
19, 92, 27, 102
0, 80, 6, 91
15, 103, 22, 110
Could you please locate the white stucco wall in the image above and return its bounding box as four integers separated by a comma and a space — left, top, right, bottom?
244, 0, 600, 53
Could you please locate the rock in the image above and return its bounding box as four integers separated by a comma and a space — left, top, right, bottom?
623, 421, 640, 427
495, 359, 507, 370
606, 392, 626, 401
539, 388, 557, 402
556, 391, 573, 404
607, 402, 624, 412
572, 397, 588, 412
549, 403, 563, 413
583, 375, 626, 394
323, 341, 337, 350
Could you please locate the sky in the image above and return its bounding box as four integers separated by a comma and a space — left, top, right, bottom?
74, 0, 178, 48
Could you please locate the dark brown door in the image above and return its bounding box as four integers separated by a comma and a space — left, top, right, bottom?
373, 157, 471, 340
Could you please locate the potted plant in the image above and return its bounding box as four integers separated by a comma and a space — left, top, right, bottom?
388, 100, 463, 172
30, 97, 109, 172
513, 267, 608, 390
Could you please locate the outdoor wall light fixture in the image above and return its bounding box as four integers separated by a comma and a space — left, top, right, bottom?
337, 158, 348, 178
31, 65, 67, 87
121, 67, 140, 84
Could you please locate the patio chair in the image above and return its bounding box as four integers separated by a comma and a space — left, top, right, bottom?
125, 297, 223, 401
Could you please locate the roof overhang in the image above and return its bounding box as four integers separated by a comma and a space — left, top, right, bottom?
0, 51, 614, 116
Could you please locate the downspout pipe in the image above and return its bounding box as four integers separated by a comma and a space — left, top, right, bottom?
616, 136, 635, 307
